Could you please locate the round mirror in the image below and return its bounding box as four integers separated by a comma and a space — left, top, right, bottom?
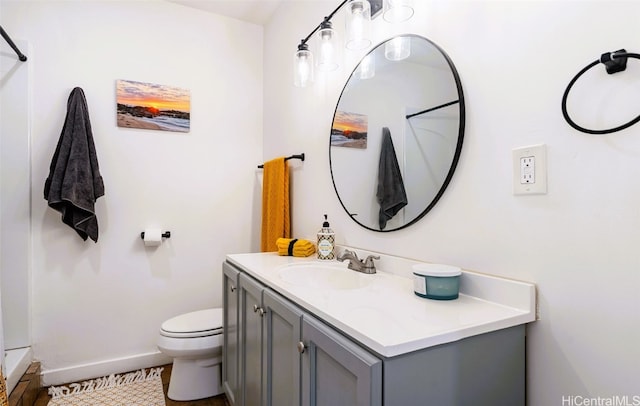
330, 35, 465, 232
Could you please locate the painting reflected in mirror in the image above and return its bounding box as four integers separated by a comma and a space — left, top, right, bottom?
331, 111, 368, 149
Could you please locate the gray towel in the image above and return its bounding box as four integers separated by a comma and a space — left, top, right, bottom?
44, 87, 104, 242
377, 127, 407, 230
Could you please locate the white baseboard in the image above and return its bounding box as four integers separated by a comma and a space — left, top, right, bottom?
41, 351, 173, 386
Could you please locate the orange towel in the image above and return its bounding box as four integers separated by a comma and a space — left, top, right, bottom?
261, 157, 290, 252
276, 238, 316, 257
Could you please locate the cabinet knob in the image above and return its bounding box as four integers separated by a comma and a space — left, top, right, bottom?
252, 305, 266, 316
230, 285, 236, 292
297, 342, 306, 354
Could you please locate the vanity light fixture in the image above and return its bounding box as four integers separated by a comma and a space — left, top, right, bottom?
293, 0, 415, 87
385, 36, 411, 61
317, 20, 339, 72
358, 53, 376, 79
294, 42, 314, 87
293, 0, 367, 87
345, 0, 372, 50
383, 0, 415, 23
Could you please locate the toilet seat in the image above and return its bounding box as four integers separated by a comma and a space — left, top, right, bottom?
160, 308, 223, 339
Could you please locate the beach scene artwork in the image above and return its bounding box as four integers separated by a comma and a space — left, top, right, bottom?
116, 79, 190, 133
331, 111, 368, 148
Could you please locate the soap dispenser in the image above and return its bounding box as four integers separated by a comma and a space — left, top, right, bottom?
317, 214, 335, 260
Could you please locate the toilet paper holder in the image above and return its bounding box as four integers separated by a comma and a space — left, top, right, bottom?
140, 231, 171, 239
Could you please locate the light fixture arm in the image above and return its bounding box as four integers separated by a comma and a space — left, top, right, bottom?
298, 0, 350, 47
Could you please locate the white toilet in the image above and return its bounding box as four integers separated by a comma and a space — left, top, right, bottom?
157, 308, 224, 401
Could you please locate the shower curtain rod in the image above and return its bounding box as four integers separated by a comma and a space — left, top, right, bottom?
406, 100, 459, 119
0, 25, 27, 62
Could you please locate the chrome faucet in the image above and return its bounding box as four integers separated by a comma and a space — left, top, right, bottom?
337, 249, 380, 274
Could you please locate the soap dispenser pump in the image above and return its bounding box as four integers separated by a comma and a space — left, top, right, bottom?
317, 214, 335, 260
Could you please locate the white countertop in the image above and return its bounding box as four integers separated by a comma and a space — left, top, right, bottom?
226, 249, 536, 358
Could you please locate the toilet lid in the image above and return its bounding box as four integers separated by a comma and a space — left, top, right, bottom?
160, 308, 223, 338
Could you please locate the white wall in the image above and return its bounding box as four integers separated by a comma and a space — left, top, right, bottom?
264, 1, 640, 404
2, 0, 639, 401
1, 0, 263, 384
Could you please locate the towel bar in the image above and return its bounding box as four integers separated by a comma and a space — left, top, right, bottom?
258, 153, 305, 169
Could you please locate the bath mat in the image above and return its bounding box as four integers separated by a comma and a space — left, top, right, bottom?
0, 373, 8, 406
47, 367, 165, 406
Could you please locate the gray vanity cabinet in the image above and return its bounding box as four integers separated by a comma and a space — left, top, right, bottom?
262, 289, 303, 406
238, 273, 264, 406
225, 262, 382, 406
237, 272, 303, 406
222, 262, 240, 406
301, 315, 382, 406
224, 259, 527, 406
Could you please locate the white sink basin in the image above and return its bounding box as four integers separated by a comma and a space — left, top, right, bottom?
276, 262, 373, 290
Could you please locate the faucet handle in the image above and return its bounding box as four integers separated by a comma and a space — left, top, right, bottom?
338, 249, 359, 262
363, 255, 380, 268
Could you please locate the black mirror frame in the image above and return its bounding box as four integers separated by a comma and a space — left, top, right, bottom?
329, 34, 466, 232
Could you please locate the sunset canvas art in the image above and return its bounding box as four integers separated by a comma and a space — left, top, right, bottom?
116, 79, 190, 133
331, 111, 368, 149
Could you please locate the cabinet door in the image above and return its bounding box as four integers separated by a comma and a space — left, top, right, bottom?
262, 289, 303, 406
239, 273, 265, 406
301, 316, 382, 406
222, 262, 240, 406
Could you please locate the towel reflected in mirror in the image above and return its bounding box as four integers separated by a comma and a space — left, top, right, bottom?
377, 127, 407, 230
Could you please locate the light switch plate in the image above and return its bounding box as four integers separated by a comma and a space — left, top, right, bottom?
513, 144, 547, 195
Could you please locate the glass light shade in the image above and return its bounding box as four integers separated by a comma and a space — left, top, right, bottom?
317, 25, 339, 71
385, 36, 411, 61
294, 46, 314, 87
383, 0, 415, 23
358, 53, 375, 79
345, 0, 372, 50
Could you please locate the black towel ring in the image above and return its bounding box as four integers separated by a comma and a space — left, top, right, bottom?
561, 49, 640, 135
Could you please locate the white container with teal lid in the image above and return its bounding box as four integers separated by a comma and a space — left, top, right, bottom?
412, 263, 462, 300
